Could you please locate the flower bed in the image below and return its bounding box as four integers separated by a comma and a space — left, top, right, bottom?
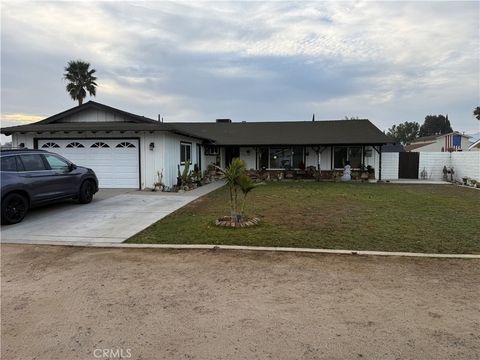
215, 216, 261, 228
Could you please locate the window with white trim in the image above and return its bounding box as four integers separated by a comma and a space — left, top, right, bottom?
180, 142, 191, 164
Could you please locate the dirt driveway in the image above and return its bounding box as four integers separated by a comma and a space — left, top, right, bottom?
1, 245, 479, 360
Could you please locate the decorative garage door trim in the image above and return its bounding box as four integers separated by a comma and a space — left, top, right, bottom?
41, 141, 60, 148
34, 138, 141, 189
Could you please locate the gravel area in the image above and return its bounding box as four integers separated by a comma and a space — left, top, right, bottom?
1, 244, 479, 359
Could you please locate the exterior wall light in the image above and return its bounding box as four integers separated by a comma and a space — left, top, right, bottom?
149, 142, 155, 151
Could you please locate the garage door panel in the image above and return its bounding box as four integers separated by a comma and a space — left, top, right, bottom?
38, 139, 139, 188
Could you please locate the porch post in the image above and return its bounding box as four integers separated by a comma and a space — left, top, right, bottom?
362, 145, 365, 167
330, 145, 334, 170
317, 146, 320, 170
378, 145, 383, 181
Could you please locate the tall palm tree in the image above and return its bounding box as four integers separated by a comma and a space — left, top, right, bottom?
474, 106, 480, 121
63, 60, 97, 106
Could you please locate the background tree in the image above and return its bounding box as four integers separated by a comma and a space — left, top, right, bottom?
474, 106, 480, 120
419, 115, 453, 137
63, 60, 97, 106
386, 121, 420, 144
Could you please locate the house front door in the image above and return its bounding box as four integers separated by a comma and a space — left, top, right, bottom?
225, 147, 240, 167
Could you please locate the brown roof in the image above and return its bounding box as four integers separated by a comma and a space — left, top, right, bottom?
1, 101, 393, 146
169, 120, 393, 146
0, 102, 208, 140
404, 142, 435, 151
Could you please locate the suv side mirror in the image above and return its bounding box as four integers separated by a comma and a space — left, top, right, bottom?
68, 163, 77, 171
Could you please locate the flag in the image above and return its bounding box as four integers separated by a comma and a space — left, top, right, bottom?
444, 134, 462, 151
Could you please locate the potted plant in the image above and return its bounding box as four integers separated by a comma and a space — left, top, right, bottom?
153, 170, 164, 191
367, 165, 375, 179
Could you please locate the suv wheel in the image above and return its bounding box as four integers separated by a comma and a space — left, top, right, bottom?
2, 193, 29, 225
78, 180, 95, 204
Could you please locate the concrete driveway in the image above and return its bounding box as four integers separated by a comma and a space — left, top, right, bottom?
1, 181, 224, 244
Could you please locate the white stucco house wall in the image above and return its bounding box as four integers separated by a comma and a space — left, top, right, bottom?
1, 101, 394, 188
405, 132, 471, 152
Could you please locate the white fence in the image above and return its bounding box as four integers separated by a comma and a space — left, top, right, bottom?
380, 153, 400, 180
381, 152, 480, 181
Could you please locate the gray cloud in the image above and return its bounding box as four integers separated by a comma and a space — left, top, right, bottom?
1, 0, 479, 138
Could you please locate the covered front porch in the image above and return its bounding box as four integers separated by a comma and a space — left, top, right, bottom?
202, 144, 385, 180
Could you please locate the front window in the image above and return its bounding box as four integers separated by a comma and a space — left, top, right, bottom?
269, 148, 291, 169
348, 147, 362, 168
334, 146, 362, 168
45, 154, 70, 172
204, 146, 219, 156
180, 142, 191, 164
264, 147, 304, 169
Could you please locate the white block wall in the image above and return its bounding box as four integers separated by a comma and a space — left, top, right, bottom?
418, 152, 451, 181
380, 153, 399, 180
451, 152, 480, 182
418, 152, 480, 181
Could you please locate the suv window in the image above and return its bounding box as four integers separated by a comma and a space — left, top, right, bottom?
1, 156, 18, 171
18, 154, 47, 171
44, 154, 70, 172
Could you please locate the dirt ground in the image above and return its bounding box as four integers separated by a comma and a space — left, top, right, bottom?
1, 245, 479, 360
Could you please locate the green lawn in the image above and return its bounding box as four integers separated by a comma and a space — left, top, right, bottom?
127, 182, 480, 254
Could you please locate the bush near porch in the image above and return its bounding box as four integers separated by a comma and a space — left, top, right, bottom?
127, 182, 480, 254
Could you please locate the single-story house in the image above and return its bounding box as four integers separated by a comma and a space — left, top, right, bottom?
405, 132, 471, 152
1, 101, 393, 189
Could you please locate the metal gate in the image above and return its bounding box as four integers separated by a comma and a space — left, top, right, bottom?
398, 152, 419, 179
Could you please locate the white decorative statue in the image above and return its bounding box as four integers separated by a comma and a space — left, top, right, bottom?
341, 161, 352, 181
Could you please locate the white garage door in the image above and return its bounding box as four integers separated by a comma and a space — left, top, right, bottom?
38, 139, 139, 188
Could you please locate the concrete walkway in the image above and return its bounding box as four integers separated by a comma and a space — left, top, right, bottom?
386, 179, 451, 184
1, 181, 224, 244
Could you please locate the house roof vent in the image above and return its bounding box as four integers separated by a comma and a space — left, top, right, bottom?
216, 119, 232, 123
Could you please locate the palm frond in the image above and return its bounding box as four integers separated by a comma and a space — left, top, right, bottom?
63, 60, 98, 105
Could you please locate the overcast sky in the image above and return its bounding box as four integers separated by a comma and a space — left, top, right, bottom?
1, 0, 479, 143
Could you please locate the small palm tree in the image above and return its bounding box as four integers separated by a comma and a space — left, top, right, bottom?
237, 174, 257, 216
216, 159, 246, 221
63, 60, 97, 106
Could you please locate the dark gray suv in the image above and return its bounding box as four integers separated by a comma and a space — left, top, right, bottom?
1, 149, 98, 224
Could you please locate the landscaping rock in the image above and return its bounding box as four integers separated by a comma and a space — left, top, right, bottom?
214, 216, 260, 228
